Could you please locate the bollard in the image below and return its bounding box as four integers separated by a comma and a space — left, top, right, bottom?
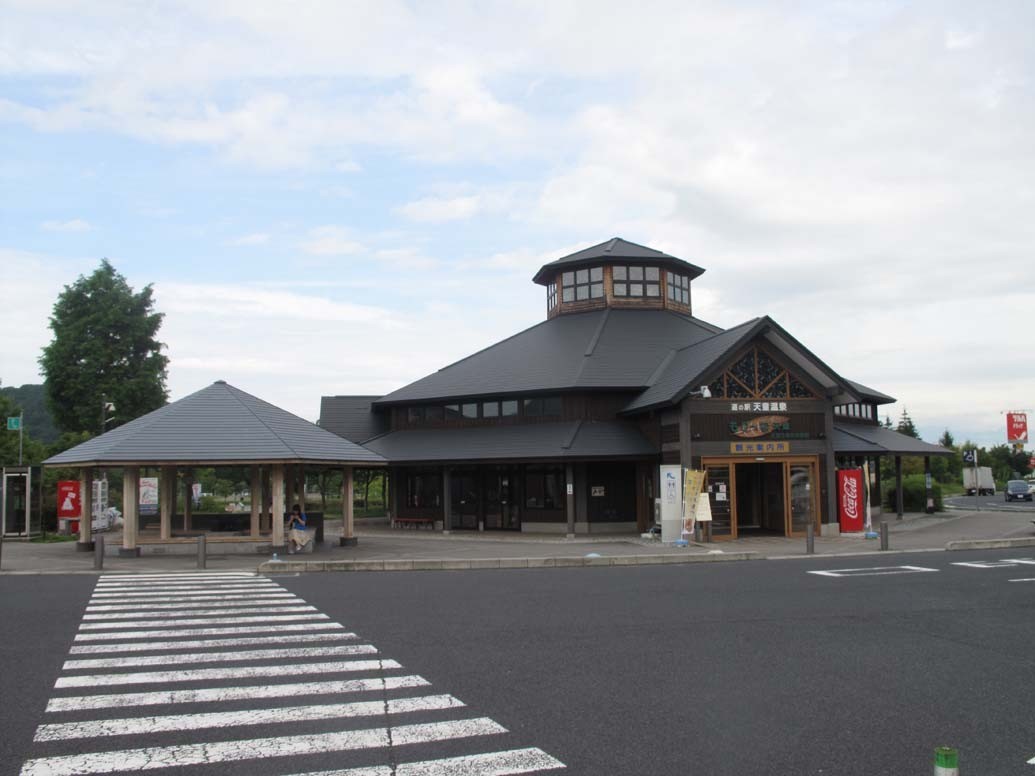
933, 746, 959, 775
93, 534, 104, 570
197, 534, 207, 570
880, 521, 889, 551
806, 521, 815, 554
694, 523, 703, 543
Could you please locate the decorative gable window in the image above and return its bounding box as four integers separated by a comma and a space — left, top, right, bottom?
613, 266, 660, 297
705, 346, 820, 400
561, 267, 604, 302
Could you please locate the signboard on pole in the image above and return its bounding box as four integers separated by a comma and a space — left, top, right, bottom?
139, 477, 159, 516
659, 465, 682, 542
7, 416, 20, 430
1007, 412, 1028, 444
837, 469, 865, 532
57, 481, 81, 519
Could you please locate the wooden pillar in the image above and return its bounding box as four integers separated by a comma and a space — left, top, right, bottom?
121, 466, 140, 556
250, 466, 261, 538
874, 456, 883, 513
271, 464, 286, 549
340, 465, 356, 546
182, 469, 193, 532
76, 467, 94, 551
895, 455, 904, 518
566, 464, 576, 538
298, 465, 306, 512
823, 403, 837, 526
159, 465, 174, 539
262, 467, 272, 533
389, 469, 398, 521
442, 467, 452, 533
924, 456, 933, 514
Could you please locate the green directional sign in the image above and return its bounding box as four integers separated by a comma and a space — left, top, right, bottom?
7, 416, 20, 431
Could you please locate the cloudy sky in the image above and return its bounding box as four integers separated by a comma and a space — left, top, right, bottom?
2, 1, 1032, 447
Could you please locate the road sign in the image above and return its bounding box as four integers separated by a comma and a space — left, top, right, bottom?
962, 450, 976, 464
6, 416, 20, 430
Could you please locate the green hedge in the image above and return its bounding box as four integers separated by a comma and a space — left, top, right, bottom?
884, 474, 943, 512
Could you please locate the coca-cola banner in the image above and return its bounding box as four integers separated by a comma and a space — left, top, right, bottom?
837, 469, 865, 532
1006, 412, 1028, 444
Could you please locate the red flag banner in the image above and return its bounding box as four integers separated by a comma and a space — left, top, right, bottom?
1007, 412, 1028, 444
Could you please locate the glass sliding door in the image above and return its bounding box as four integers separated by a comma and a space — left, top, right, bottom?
787, 462, 817, 536
705, 464, 734, 538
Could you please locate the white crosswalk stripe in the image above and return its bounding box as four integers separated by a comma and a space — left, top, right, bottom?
21, 571, 565, 775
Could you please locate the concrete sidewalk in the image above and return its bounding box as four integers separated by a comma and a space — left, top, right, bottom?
2, 510, 1034, 575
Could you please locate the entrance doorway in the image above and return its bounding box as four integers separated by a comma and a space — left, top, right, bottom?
484, 468, 520, 531
701, 456, 819, 539
734, 462, 785, 535
450, 471, 479, 530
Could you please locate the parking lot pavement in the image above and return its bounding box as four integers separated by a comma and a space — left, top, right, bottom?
2, 510, 1033, 574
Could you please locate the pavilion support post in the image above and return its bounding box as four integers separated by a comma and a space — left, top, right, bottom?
924, 456, 934, 514
442, 468, 452, 534
159, 466, 174, 539
298, 465, 306, 512
262, 467, 272, 533
250, 466, 261, 538
340, 466, 356, 546
874, 456, 883, 514
388, 470, 398, 522
895, 455, 904, 519
271, 464, 286, 551
566, 464, 576, 539
76, 467, 94, 551
182, 469, 193, 532
120, 466, 140, 557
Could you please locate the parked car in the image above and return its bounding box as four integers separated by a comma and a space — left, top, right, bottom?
1004, 480, 1033, 503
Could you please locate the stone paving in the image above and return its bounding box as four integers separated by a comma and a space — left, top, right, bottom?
2, 509, 1033, 574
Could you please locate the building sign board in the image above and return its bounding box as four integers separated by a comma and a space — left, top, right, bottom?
1007, 412, 1028, 444
730, 415, 790, 438
730, 441, 790, 454
730, 402, 788, 412
591, 486, 605, 497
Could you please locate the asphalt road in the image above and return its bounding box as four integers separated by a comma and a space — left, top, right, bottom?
946, 493, 1035, 513
2, 550, 1034, 775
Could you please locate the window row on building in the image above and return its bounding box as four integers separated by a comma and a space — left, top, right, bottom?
406, 396, 563, 425
405, 465, 565, 510
554, 265, 691, 306
834, 402, 875, 420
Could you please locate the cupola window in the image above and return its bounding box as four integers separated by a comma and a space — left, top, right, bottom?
666, 271, 690, 305
562, 267, 604, 302
613, 266, 660, 298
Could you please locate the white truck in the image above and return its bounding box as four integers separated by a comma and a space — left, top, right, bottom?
963, 466, 996, 496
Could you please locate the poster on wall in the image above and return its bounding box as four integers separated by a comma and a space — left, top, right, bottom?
1007, 412, 1028, 444
139, 477, 159, 516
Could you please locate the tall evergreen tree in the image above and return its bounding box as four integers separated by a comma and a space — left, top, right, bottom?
939, 429, 955, 448
39, 260, 169, 433
896, 408, 920, 439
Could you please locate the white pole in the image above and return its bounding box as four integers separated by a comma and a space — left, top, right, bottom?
18, 411, 23, 465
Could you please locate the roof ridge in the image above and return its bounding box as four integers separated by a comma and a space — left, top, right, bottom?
645, 350, 677, 387
87, 390, 195, 458
561, 419, 584, 449
224, 384, 303, 458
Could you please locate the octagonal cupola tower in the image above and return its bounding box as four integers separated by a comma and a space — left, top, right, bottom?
532, 237, 705, 319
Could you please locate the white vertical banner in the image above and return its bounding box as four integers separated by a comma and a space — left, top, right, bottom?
659, 465, 682, 542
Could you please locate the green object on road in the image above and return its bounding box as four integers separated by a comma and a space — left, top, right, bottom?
7, 416, 20, 430
934, 746, 958, 769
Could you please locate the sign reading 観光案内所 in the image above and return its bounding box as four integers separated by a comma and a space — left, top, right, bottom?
730, 441, 791, 455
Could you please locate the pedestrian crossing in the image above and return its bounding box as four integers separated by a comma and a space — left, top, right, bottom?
21, 571, 565, 776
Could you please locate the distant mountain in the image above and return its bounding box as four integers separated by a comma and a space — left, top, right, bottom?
1, 383, 60, 444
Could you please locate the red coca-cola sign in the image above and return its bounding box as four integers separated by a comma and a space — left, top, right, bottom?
57, 480, 81, 519
837, 469, 865, 532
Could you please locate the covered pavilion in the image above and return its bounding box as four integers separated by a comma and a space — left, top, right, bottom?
44, 381, 385, 555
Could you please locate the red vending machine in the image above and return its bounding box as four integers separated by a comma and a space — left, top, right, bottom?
837, 469, 865, 533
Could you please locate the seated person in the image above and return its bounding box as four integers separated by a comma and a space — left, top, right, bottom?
286, 504, 310, 553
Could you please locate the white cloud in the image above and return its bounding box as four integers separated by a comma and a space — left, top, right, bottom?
41, 218, 93, 232
397, 195, 481, 223
226, 232, 270, 246
299, 226, 364, 256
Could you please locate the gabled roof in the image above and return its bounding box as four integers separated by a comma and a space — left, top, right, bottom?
621, 316, 860, 414
532, 237, 705, 285
833, 424, 953, 456
363, 420, 657, 463
374, 308, 722, 406
319, 395, 388, 444
45, 381, 385, 467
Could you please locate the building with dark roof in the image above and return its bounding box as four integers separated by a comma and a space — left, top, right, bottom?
321, 238, 949, 538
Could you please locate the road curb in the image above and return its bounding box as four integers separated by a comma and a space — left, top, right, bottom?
257, 551, 758, 574
945, 537, 1035, 551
